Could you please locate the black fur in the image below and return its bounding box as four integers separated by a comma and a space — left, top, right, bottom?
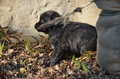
35, 10, 61, 33
34, 10, 97, 66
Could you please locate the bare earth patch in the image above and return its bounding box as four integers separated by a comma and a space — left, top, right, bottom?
0, 27, 120, 79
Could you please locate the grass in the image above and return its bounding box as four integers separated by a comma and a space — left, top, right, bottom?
24, 36, 30, 50
0, 43, 4, 58
71, 52, 90, 72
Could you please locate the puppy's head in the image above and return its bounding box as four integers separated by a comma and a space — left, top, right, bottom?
34, 10, 61, 33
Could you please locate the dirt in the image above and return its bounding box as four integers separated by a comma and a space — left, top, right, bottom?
0, 27, 120, 79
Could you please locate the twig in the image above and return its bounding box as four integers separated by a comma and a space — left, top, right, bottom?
70, 74, 77, 79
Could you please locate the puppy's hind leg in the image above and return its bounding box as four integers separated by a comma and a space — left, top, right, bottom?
79, 46, 88, 55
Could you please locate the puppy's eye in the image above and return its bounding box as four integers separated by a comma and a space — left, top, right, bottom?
41, 20, 45, 23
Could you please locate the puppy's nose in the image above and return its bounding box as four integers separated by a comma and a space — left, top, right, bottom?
34, 23, 39, 29
34, 22, 42, 29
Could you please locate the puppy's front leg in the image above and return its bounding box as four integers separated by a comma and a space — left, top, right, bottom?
50, 47, 65, 66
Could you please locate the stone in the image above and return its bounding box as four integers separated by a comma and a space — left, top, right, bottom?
0, 0, 11, 3
0, 6, 12, 12
0, 15, 13, 27
0, 0, 101, 36
80, 3, 101, 26
53, 0, 62, 7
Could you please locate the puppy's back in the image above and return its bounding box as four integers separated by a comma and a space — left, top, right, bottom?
57, 22, 97, 54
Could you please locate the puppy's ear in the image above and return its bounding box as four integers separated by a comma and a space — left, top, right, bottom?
36, 17, 64, 31
36, 17, 70, 31
62, 17, 69, 28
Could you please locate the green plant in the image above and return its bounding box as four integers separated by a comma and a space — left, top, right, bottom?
76, 61, 81, 69
71, 54, 89, 72
1, 36, 10, 43
20, 68, 26, 74
0, 43, 4, 57
81, 62, 89, 72
32, 49, 40, 53
22, 59, 28, 65
80, 52, 90, 61
72, 55, 76, 61
76, 61, 89, 72
24, 36, 30, 50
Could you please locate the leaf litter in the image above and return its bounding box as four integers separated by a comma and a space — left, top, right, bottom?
0, 27, 120, 79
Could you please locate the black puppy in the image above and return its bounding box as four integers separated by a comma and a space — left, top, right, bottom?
34, 10, 97, 66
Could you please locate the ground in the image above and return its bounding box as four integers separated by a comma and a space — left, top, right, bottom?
0, 27, 120, 79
